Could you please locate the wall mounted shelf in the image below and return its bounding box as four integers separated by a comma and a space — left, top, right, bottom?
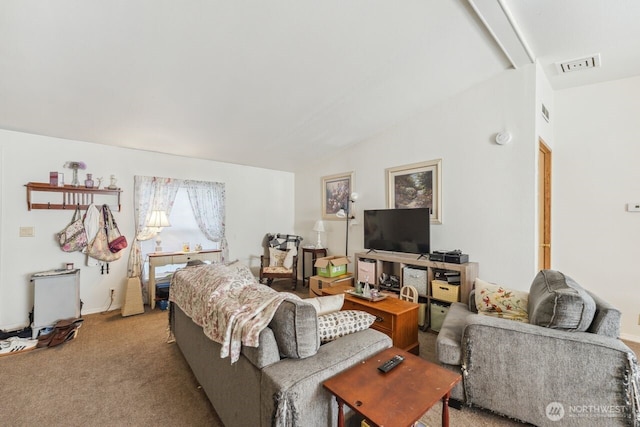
25, 182, 122, 211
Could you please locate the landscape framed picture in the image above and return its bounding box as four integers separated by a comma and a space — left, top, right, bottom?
386, 159, 442, 224
321, 172, 354, 220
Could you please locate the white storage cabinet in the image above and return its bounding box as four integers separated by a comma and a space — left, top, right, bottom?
31, 269, 81, 338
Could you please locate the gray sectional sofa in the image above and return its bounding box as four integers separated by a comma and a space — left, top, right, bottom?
437, 270, 640, 426
171, 298, 392, 427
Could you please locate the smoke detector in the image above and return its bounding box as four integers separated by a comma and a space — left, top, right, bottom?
556, 54, 601, 73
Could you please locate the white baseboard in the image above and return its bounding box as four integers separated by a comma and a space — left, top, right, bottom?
619, 332, 640, 343
83, 304, 122, 316
1, 304, 124, 334
0, 322, 31, 333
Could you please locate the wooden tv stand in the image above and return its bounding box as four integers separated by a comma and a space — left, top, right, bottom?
322, 283, 419, 354
354, 251, 478, 305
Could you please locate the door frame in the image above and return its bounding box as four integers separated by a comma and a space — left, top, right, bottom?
538, 139, 552, 270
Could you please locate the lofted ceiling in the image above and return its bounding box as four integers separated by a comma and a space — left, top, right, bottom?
1, 1, 639, 172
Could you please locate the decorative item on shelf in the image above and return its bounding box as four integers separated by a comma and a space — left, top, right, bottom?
95, 176, 103, 189
108, 174, 118, 190
194, 243, 202, 251
182, 242, 190, 252
64, 161, 87, 188
84, 173, 94, 188
336, 192, 358, 256
146, 210, 171, 252
363, 280, 371, 298
49, 171, 66, 187
312, 220, 325, 249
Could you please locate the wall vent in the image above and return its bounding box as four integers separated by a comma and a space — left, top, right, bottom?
541, 103, 550, 123
556, 54, 601, 73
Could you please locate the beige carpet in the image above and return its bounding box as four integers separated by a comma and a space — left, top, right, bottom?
2, 279, 638, 426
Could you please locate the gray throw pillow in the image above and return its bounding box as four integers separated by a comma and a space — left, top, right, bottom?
269, 299, 320, 359
528, 270, 596, 332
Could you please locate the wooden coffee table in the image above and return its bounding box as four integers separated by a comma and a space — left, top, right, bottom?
322, 283, 419, 354
323, 347, 461, 427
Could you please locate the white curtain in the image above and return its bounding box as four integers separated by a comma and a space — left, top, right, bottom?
184, 180, 228, 261
127, 176, 181, 279
127, 176, 228, 281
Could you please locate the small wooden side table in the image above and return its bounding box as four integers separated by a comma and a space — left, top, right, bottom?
323, 347, 461, 427
301, 247, 327, 287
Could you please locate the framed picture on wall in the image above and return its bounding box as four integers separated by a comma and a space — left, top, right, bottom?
321, 172, 354, 220
386, 159, 442, 224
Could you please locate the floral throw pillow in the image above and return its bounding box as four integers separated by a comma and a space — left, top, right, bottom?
317, 310, 375, 343
475, 278, 529, 322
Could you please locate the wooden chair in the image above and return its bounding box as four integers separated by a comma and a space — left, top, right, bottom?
400, 285, 426, 329
399, 285, 419, 303
259, 233, 303, 290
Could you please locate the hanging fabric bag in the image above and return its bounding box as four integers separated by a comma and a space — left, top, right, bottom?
105, 206, 128, 253
87, 205, 122, 262
56, 206, 88, 252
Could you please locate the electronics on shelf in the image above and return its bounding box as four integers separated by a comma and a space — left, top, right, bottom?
429, 250, 469, 264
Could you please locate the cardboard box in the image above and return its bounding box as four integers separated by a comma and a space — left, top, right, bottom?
314, 255, 350, 278
309, 274, 353, 297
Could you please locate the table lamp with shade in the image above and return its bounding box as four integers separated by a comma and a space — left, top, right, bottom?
313, 220, 325, 249
147, 210, 171, 252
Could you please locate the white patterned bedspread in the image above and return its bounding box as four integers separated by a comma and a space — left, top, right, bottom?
170, 262, 298, 363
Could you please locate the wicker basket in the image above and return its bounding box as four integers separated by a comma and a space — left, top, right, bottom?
431, 280, 460, 302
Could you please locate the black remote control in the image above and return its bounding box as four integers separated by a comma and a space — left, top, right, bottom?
377, 355, 404, 373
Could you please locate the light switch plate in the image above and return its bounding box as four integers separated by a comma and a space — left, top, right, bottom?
626, 203, 640, 212
19, 226, 35, 237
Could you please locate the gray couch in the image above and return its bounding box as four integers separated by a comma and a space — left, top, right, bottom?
436, 270, 640, 427
171, 298, 392, 427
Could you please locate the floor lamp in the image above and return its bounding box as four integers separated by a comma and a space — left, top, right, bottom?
336, 192, 358, 256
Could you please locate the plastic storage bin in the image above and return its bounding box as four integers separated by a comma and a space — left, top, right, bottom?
357, 259, 376, 285
430, 302, 450, 332
431, 280, 460, 302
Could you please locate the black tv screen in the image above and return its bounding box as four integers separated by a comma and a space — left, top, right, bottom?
363, 208, 430, 255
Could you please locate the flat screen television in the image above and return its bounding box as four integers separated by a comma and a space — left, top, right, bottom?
363, 208, 430, 255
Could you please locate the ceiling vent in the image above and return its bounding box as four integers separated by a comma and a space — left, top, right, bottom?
556, 54, 601, 73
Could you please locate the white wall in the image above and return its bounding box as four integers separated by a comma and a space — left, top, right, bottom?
295, 65, 539, 290
0, 129, 294, 330
554, 75, 640, 341
535, 61, 555, 149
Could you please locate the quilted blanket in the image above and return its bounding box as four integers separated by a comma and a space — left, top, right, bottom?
170, 262, 298, 363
